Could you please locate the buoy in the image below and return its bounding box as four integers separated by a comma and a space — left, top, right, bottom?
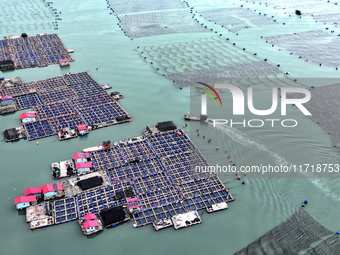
203, 136, 205, 138
185, 123, 187, 126
337, 231, 340, 235
180, 87, 182, 90
336, 67, 338, 70
216, 147, 219, 150
177, 131, 182, 136
237, 176, 241, 180
227, 155, 231, 158
317, 122, 320, 124
244, 172, 247, 175
196, 129, 199, 132
319, 63, 322, 66
232, 163, 236, 166
96, 67, 98, 70
304, 200, 308, 204
230, 160, 233, 162
302, 204, 305, 207
197, 133, 199, 136
242, 181, 245, 184
36, 142, 39, 145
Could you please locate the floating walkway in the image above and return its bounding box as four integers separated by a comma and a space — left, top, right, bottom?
1, 72, 132, 142
14, 122, 234, 235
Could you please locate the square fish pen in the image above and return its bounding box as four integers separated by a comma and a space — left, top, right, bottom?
24, 120, 55, 141
14, 93, 44, 111
146, 130, 194, 158
53, 197, 78, 224
132, 200, 185, 227
107, 158, 165, 182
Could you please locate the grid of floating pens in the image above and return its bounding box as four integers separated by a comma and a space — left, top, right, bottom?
33, 100, 76, 119
63, 72, 96, 86
107, 158, 164, 182
0, 83, 37, 97
32, 76, 68, 91
119, 140, 158, 161
162, 153, 197, 184
132, 201, 185, 227
14, 93, 44, 110
178, 177, 227, 199
49, 113, 85, 133
147, 129, 194, 158
5, 34, 73, 69
110, 181, 136, 204
76, 102, 126, 126
90, 146, 127, 171
182, 189, 234, 212
72, 80, 104, 97
23, 119, 55, 141
0, 39, 10, 61
137, 186, 182, 210
39, 86, 78, 103
53, 197, 78, 224
132, 172, 172, 194
76, 185, 121, 217
71, 93, 113, 109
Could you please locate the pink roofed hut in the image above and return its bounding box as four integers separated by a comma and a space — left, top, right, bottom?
15, 196, 37, 210
58, 59, 70, 67
24, 187, 42, 198
20, 112, 36, 123
42, 183, 64, 200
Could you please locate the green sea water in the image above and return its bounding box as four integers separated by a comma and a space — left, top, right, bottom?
1, 0, 340, 254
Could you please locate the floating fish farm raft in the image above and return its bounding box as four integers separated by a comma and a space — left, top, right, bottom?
1, 72, 131, 142
0, 33, 72, 70
15, 122, 234, 235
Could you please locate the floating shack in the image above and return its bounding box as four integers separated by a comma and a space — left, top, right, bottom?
58, 59, 70, 67
24, 187, 42, 199
42, 183, 64, 200
15, 196, 37, 210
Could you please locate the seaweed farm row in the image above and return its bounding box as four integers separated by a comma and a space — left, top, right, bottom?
1, 72, 131, 142
0, 33, 72, 70
14, 123, 234, 235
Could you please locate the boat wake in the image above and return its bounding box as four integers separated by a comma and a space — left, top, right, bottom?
212, 123, 289, 166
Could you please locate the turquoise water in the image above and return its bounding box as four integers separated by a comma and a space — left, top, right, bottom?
1, 0, 340, 254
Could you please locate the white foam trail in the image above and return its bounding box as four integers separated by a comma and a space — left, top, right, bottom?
310, 179, 340, 202
212, 123, 289, 166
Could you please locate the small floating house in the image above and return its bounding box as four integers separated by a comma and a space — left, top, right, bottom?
73, 152, 91, 164
20, 112, 36, 123
1, 96, 13, 102
58, 59, 70, 67
76, 125, 89, 136
127, 197, 140, 213
83, 220, 99, 233
79, 213, 103, 235
76, 162, 93, 174
24, 187, 42, 199
15, 196, 37, 210
42, 183, 64, 200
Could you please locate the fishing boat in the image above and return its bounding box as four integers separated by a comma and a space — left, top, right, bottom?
82, 140, 111, 153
